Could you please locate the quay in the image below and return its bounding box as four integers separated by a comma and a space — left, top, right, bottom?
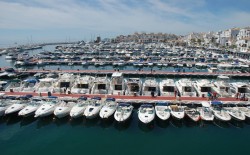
1, 91, 245, 104
18, 69, 250, 78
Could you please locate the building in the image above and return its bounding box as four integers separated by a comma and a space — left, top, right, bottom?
236, 27, 250, 52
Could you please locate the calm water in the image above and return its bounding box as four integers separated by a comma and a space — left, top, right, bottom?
1, 45, 250, 155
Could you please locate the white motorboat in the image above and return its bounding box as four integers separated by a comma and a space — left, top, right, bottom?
18, 98, 42, 117
114, 103, 134, 122
84, 97, 103, 119
21, 79, 39, 92
212, 76, 232, 97
0, 81, 7, 91
5, 100, 27, 115
155, 102, 171, 121
193, 79, 213, 97
91, 77, 111, 94
237, 106, 250, 119
170, 104, 185, 120
142, 78, 159, 96
36, 78, 56, 93
175, 79, 196, 97
5, 52, 17, 60
125, 78, 142, 96
54, 100, 75, 118
70, 97, 89, 118
230, 82, 250, 97
184, 106, 200, 122
210, 101, 231, 121
5, 79, 22, 92
138, 104, 155, 124
52, 73, 75, 93
224, 104, 245, 121
34, 97, 58, 117
0, 100, 12, 116
99, 98, 117, 119
197, 101, 214, 121
110, 72, 126, 95
159, 79, 176, 97
71, 75, 95, 94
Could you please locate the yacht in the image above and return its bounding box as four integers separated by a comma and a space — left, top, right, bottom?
170, 104, 185, 120
125, 78, 142, 96
5, 100, 27, 115
84, 97, 103, 119
175, 79, 196, 97
210, 101, 231, 121
18, 98, 42, 117
21, 79, 39, 92
114, 103, 134, 122
0, 100, 12, 116
197, 101, 214, 121
54, 100, 75, 118
99, 98, 117, 119
5, 52, 17, 60
224, 103, 245, 121
0, 81, 7, 91
52, 73, 75, 93
5, 79, 22, 92
159, 79, 176, 97
71, 75, 95, 94
138, 104, 155, 124
155, 102, 171, 121
34, 97, 58, 117
70, 96, 88, 118
91, 77, 111, 94
184, 105, 200, 122
212, 76, 232, 97
36, 78, 56, 93
193, 79, 213, 97
237, 106, 250, 119
230, 82, 249, 97
110, 72, 126, 95
142, 78, 159, 96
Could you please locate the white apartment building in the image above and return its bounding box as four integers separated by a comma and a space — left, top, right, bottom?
236, 27, 250, 52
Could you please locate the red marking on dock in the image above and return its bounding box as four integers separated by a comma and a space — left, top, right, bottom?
2, 91, 244, 102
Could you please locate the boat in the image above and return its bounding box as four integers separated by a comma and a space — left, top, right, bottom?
142, 78, 159, 96
114, 103, 134, 122
84, 97, 103, 119
5, 52, 17, 60
70, 96, 88, 118
4, 79, 22, 92
237, 106, 250, 119
230, 82, 250, 98
36, 78, 56, 93
0, 81, 8, 91
138, 104, 155, 124
169, 104, 185, 120
110, 72, 126, 95
18, 98, 42, 117
210, 101, 231, 121
175, 79, 196, 97
99, 98, 117, 119
159, 79, 176, 97
71, 75, 95, 94
91, 77, 111, 94
224, 103, 245, 121
184, 104, 200, 122
193, 79, 213, 97
197, 101, 214, 121
54, 100, 75, 118
155, 102, 171, 121
212, 76, 232, 97
0, 100, 12, 116
21, 79, 39, 92
125, 78, 142, 96
52, 73, 75, 93
34, 96, 58, 117
5, 100, 27, 115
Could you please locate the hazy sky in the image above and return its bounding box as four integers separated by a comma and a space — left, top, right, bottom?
1, 0, 250, 46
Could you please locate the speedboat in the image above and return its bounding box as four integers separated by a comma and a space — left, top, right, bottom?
212, 76, 232, 97
224, 103, 245, 121
34, 97, 58, 117
99, 98, 117, 119
91, 77, 111, 94
0, 100, 12, 116
210, 101, 231, 121
5, 79, 22, 92
52, 73, 75, 93
110, 72, 126, 95
230, 82, 250, 98
5, 100, 27, 115
159, 79, 176, 97
197, 101, 214, 121
142, 78, 159, 96
70, 96, 88, 118
18, 98, 42, 117
169, 104, 185, 120
138, 104, 155, 124
21, 79, 39, 92
84, 97, 103, 119
54, 100, 75, 118
36, 78, 56, 93
71, 75, 95, 94
114, 103, 133, 122
175, 79, 196, 97
184, 105, 200, 122
193, 79, 213, 97
125, 78, 142, 96
155, 102, 171, 121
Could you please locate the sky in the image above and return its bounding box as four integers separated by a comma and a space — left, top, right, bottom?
0, 0, 250, 47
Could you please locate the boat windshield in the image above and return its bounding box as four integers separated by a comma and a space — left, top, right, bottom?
163, 86, 175, 92
98, 84, 106, 90
145, 87, 156, 91
77, 84, 88, 89
148, 109, 154, 114
201, 87, 211, 92
184, 86, 193, 92
131, 85, 139, 91
115, 85, 123, 90
238, 87, 247, 93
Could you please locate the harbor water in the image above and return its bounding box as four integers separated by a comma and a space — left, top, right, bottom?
1, 46, 250, 155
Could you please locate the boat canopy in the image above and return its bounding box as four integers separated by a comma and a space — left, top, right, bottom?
211, 101, 223, 105
156, 102, 169, 106
48, 96, 58, 99
91, 96, 101, 100
3, 96, 16, 100
106, 97, 116, 101
141, 104, 153, 108
78, 96, 87, 100
24, 79, 38, 83
119, 103, 131, 106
